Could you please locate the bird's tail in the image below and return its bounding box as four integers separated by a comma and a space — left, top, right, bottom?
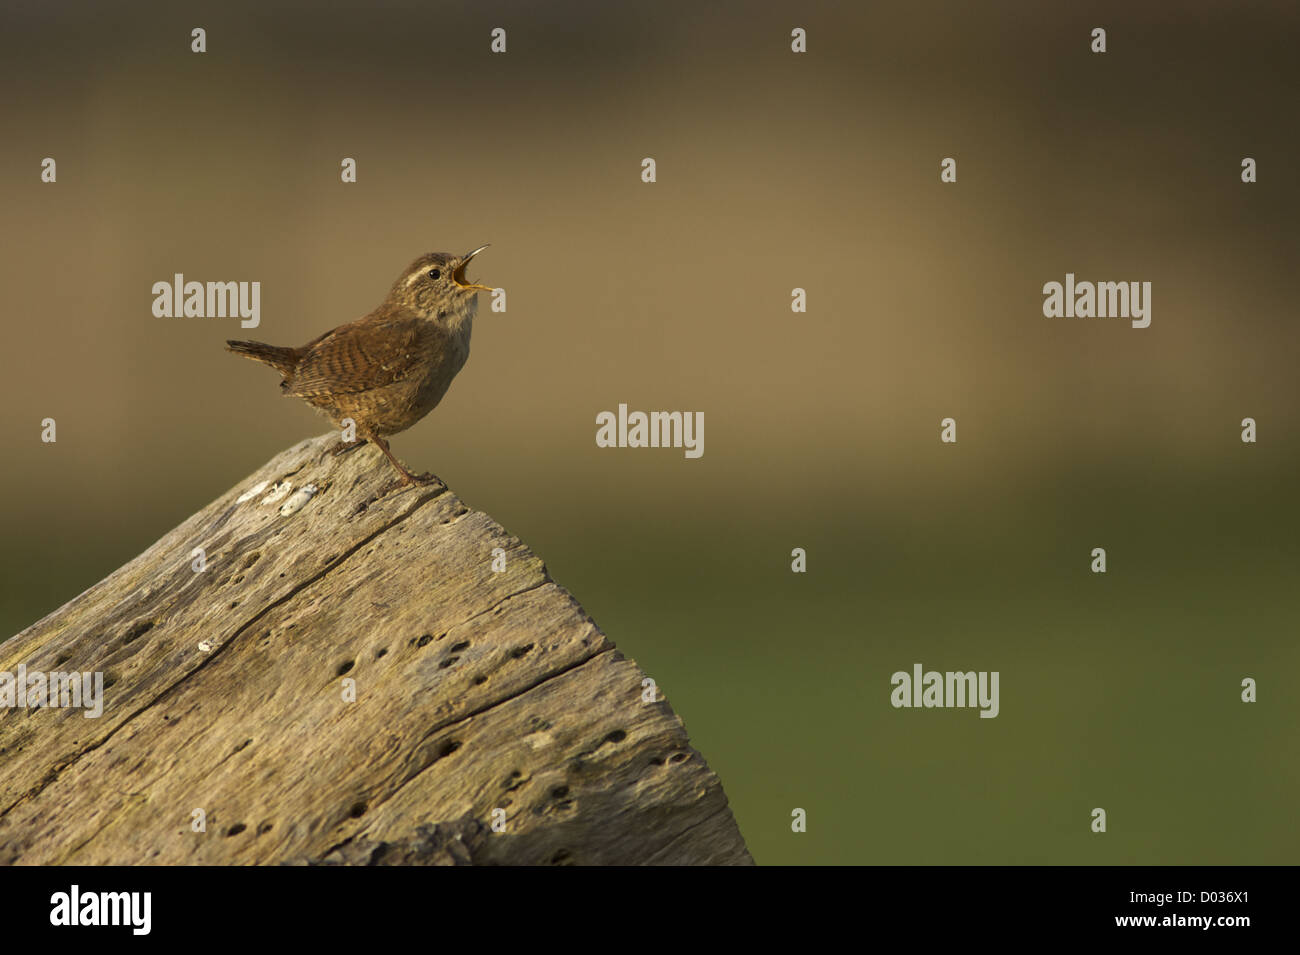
226, 340, 300, 379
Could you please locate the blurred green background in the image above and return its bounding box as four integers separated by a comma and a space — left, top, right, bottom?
2, 0, 1297, 864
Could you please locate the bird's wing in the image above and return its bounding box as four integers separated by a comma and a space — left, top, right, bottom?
289, 312, 442, 397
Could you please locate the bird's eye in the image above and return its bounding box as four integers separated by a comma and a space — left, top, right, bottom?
428, 269, 441, 280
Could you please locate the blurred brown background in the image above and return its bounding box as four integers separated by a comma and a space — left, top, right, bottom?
2, 0, 1297, 864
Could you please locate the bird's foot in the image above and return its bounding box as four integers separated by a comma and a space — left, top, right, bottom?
330, 438, 368, 457
392, 466, 440, 487
362, 432, 440, 492
378, 470, 439, 497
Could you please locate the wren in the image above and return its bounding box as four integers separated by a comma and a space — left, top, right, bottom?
227, 247, 491, 485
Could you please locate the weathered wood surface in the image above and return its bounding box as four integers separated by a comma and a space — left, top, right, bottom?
0, 433, 752, 865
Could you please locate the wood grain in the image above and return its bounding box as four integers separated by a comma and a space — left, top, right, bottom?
0, 433, 752, 866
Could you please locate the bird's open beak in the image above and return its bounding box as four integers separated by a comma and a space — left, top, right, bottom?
453, 245, 493, 291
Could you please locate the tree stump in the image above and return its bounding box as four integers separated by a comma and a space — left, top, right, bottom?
0, 434, 752, 865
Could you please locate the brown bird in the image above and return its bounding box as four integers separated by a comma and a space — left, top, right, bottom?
227, 247, 492, 485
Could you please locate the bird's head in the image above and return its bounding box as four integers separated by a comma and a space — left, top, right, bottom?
390, 246, 491, 321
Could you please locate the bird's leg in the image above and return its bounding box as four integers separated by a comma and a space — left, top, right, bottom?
365, 432, 433, 486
